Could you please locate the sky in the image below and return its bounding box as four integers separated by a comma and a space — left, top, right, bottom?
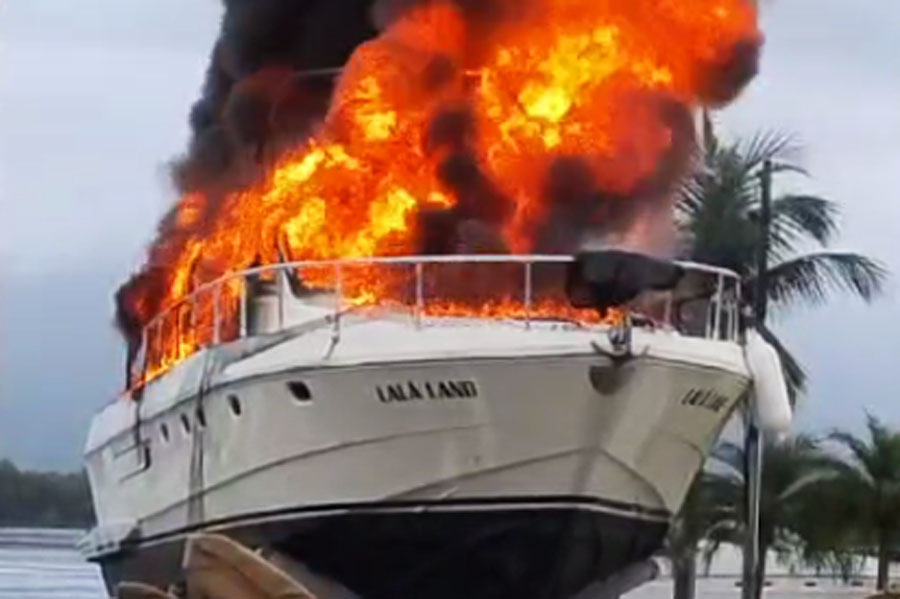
0, 0, 898, 470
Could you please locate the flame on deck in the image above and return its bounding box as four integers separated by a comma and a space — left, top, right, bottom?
119, 0, 760, 387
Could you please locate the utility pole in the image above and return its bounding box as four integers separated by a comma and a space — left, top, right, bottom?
742, 159, 772, 599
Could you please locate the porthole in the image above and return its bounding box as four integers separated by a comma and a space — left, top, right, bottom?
228, 395, 242, 417
287, 381, 312, 403
160, 423, 170, 443
181, 414, 192, 434
195, 407, 207, 429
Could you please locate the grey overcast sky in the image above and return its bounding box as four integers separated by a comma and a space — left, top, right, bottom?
0, 1, 898, 469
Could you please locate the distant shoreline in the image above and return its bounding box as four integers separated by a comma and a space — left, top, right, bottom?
0, 527, 84, 549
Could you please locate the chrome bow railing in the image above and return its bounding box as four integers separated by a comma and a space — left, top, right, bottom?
129, 255, 741, 387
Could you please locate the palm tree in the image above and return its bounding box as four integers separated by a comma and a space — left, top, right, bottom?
678, 119, 887, 394
827, 415, 900, 591
701, 436, 836, 599
791, 468, 868, 584
667, 121, 887, 599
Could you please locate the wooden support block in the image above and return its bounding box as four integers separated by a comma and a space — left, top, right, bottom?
183, 533, 317, 599
116, 582, 176, 599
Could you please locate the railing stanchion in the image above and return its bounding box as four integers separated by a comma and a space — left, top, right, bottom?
155, 317, 164, 370
723, 291, 731, 342
712, 274, 724, 340
663, 293, 673, 330
174, 305, 182, 359
136, 326, 148, 384
333, 263, 343, 343
239, 274, 248, 338
187, 297, 196, 351
733, 293, 740, 340
213, 283, 221, 345
524, 261, 534, 331
415, 262, 424, 329
277, 266, 286, 331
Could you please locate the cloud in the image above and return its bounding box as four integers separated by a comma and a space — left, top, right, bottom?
0, 263, 124, 469
0, 0, 219, 467
0, 0, 220, 51
0, 2, 220, 274
720, 0, 900, 433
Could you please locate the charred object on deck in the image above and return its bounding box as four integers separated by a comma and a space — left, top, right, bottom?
566, 250, 684, 311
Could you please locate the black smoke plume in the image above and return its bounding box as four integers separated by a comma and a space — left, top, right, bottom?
174, 0, 381, 193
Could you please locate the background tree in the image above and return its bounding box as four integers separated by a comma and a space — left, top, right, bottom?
827, 415, 900, 591
678, 121, 887, 394
667, 121, 887, 599
0, 460, 94, 528
701, 436, 836, 599
793, 492, 867, 585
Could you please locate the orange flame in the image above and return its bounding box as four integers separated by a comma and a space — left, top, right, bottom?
122, 0, 759, 386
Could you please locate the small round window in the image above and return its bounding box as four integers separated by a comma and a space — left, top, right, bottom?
287, 381, 312, 403
228, 395, 242, 417
181, 414, 192, 434
195, 407, 207, 429
160, 423, 170, 443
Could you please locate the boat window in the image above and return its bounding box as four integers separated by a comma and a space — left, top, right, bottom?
288, 381, 312, 402
181, 414, 192, 434
228, 395, 242, 417
195, 407, 207, 429
160, 423, 170, 443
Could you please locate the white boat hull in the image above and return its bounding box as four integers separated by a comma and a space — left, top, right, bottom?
84, 330, 748, 598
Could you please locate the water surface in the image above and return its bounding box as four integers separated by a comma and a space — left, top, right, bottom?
0, 529, 105, 599
0, 528, 873, 599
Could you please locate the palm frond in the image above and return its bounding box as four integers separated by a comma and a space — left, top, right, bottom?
766, 195, 840, 247
825, 418, 900, 540
757, 324, 808, 398
678, 128, 816, 276
701, 109, 718, 157
829, 429, 879, 481
765, 252, 888, 306
738, 130, 800, 174
777, 469, 838, 503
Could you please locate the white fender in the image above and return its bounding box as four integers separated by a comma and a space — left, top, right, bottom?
745, 329, 793, 438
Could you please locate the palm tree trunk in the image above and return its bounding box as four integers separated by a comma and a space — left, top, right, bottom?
752, 545, 768, 599
673, 555, 697, 599
877, 533, 890, 591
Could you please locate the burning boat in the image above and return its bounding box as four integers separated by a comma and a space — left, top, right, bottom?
80, 0, 780, 596
83, 250, 775, 599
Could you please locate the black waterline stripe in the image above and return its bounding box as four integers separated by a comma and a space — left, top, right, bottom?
99, 495, 670, 556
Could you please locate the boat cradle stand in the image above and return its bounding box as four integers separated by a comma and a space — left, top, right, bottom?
113, 534, 660, 599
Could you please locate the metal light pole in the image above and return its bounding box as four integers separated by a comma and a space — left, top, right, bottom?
742, 159, 772, 599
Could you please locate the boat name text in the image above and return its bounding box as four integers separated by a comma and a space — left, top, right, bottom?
680, 388, 729, 413
376, 380, 479, 403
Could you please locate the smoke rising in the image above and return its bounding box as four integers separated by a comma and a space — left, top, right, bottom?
174, 0, 380, 192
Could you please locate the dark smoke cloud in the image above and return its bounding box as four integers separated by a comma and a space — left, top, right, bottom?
372, 0, 530, 30
174, 0, 380, 193
696, 37, 762, 107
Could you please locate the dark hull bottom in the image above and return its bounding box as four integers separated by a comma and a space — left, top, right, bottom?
97, 500, 668, 599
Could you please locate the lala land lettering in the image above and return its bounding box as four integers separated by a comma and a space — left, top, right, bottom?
376, 380, 479, 403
